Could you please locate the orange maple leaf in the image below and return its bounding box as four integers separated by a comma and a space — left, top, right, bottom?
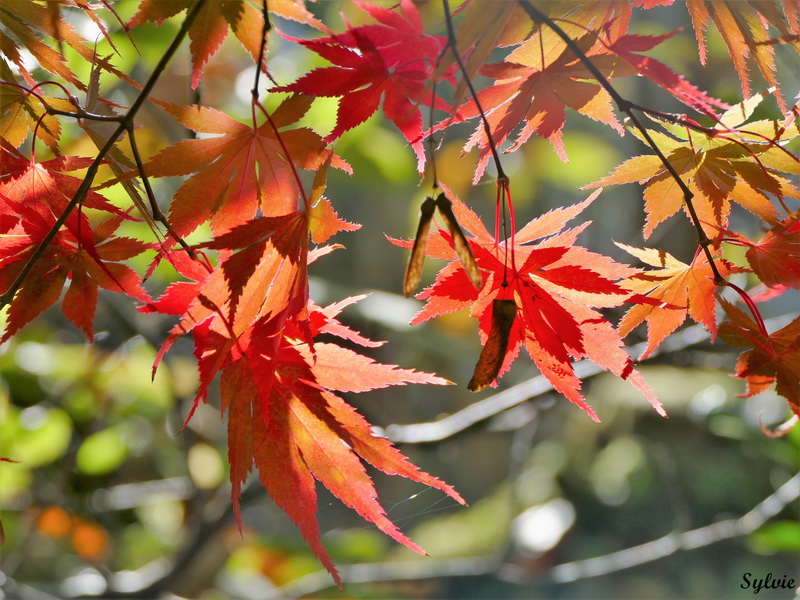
455, 26, 623, 181
0, 62, 75, 152
145, 96, 348, 237
150, 270, 462, 586
685, 0, 799, 112
453, 3, 725, 181
615, 243, 743, 359
0, 0, 123, 89
590, 93, 800, 238
128, 0, 325, 89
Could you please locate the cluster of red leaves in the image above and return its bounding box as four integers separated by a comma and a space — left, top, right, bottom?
451, 2, 730, 180
140, 229, 464, 585
0, 149, 148, 342
133, 98, 462, 580
1, 0, 799, 583
392, 188, 665, 422
272, 0, 451, 169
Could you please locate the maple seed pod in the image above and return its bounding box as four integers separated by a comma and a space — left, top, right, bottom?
434, 194, 482, 290
468, 299, 517, 392
403, 196, 437, 297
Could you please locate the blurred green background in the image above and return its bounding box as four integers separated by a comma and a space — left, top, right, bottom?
1, 1, 798, 599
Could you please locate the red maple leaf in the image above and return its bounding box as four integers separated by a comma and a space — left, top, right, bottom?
393, 188, 664, 422
452, 7, 724, 181
719, 299, 800, 415
721, 216, 800, 289
605, 30, 729, 115
272, 0, 449, 169
0, 210, 149, 342
454, 28, 623, 180
214, 304, 462, 586
0, 150, 147, 341
0, 150, 132, 237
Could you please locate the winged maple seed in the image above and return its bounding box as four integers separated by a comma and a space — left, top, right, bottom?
404, 193, 481, 298
404, 196, 437, 297
468, 299, 517, 392
392, 187, 665, 422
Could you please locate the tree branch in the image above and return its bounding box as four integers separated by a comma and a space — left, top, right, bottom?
383, 314, 793, 444
551, 472, 800, 583
263, 473, 799, 597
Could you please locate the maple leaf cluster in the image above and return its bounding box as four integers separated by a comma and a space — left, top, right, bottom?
591, 92, 800, 415
1, 0, 799, 585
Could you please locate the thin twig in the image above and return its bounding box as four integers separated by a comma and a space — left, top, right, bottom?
427, 79, 439, 190
252, 0, 272, 103
441, 0, 506, 181
125, 125, 195, 256
551, 472, 800, 583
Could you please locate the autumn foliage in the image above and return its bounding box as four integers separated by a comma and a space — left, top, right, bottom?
1, 0, 798, 584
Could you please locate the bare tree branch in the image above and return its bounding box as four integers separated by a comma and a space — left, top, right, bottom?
551, 472, 800, 583
264, 473, 799, 598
